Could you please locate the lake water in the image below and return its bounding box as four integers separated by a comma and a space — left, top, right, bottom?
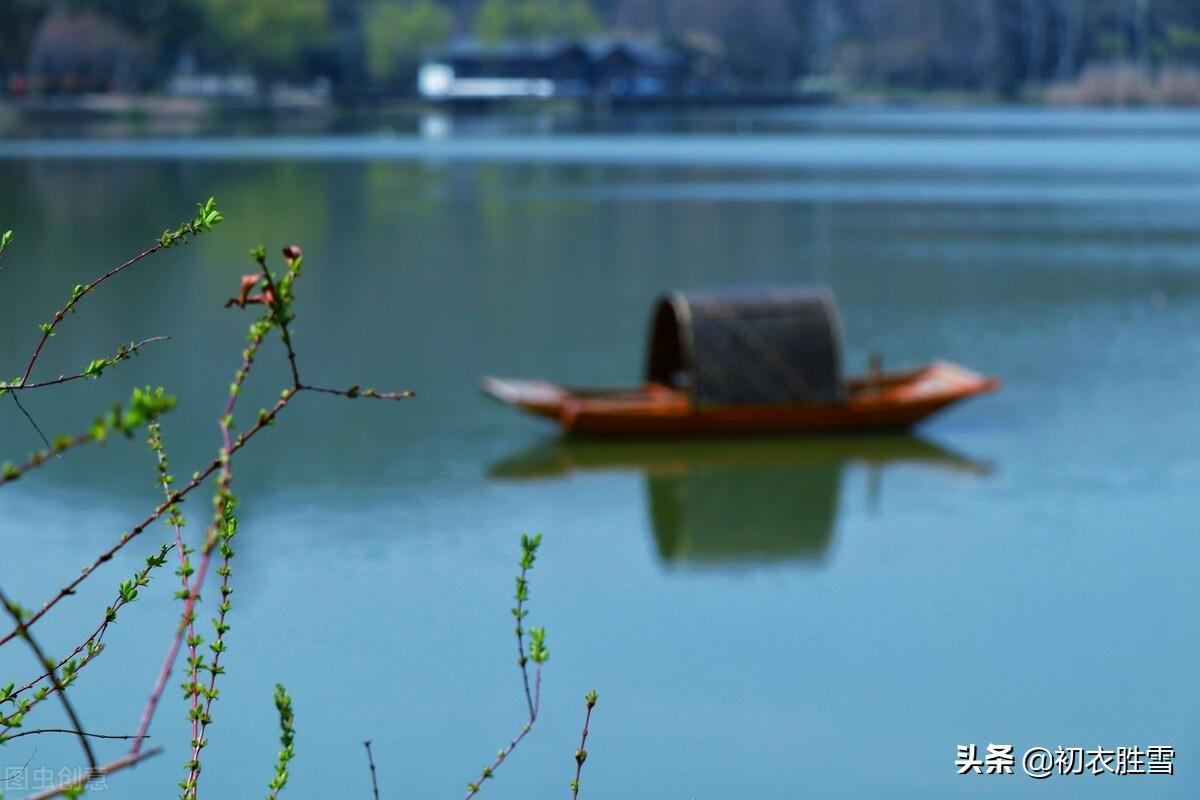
1, 107, 1198, 798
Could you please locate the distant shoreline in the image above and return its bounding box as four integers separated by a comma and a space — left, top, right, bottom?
0, 90, 838, 119
4, 85, 1200, 127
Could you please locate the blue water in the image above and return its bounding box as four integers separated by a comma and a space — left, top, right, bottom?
1, 107, 1198, 798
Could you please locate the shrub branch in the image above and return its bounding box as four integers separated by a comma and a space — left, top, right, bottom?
0, 207, 413, 799
0, 586, 97, 771
570, 691, 598, 799
464, 534, 548, 799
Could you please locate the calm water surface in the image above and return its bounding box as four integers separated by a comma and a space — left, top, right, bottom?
1, 108, 1198, 798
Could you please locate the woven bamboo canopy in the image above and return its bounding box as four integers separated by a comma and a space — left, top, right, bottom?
645, 288, 844, 407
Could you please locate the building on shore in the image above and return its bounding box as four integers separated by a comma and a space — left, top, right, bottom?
418, 37, 694, 102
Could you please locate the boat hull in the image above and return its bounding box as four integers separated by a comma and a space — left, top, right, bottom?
482, 361, 998, 438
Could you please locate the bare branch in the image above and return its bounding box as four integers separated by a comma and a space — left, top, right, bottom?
3, 729, 146, 742
7, 543, 173, 706
0, 587, 97, 771
464, 535, 547, 799
26, 746, 162, 800
21, 245, 164, 385
254, 246, 303, 387
0, 392, 289, 648
570, 692, 598, 800
364, 740, 380, 800
181, 322, 265, 799
7, 391, 52, 450
1, 225, 417, 800
298, 384, 414, 401
131, 421, 190, 755
463, 693, 540, 800
7, 337, 170, 391
20, 197, 220, 386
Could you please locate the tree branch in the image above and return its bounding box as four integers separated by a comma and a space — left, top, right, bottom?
6, 337, 170, 391
26, 746, 162, 800
464, 535, 547, 799
570, 692, 598, 799
298, 384, 414, 401
20, 244, 164, 385
7, 544, 173, 706
131, 421, 190, 755
0, 393, 289, 648
0, 587, 97, 771
3, 728, 147, 742
364, 740, 380, 800
19, 196, 220, 386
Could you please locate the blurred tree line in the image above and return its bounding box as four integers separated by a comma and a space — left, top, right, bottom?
4, 0, 1200, 96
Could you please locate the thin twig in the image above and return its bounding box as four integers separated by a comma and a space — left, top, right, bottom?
364, 740, 380, 800
10, 197, 216, 445
464, 536, 546, 799
8, 337, 170, 391
186, 501, 236, 790
7, 544, 174, 705
1, 232, 416, 800
3, 729, 147, 742
0, 381, 412, 671
570, 692, 598, 800
0, 393, 292, 648
181, 328, 263, 800
1, 747, 36, 785
26, 746, 162, 800
20, 244, 164, 384
0, 427, 94, 484
131, 421, 188, 755
8, 391, 52, 449
0, 383, 410, 649
514, 567, 536, 721
298, 384, 414, 401
266, 684, 295, 799
254, 250, 302, 387
0, 587, 97, 772
463, 676, 540, 800
2, 384, 176, 487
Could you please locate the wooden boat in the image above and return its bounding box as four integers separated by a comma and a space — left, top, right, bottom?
483, 288, 998, 437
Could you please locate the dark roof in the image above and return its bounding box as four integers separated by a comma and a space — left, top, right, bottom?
646, 288, 844, 407
582, 38, 684, 68
434, 36, 682, 68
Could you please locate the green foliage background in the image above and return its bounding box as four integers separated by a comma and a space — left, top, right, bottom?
5, 0, 1200, 91
364, 1, 454, 82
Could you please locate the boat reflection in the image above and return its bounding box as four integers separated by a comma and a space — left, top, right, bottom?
488, 435, 991, 566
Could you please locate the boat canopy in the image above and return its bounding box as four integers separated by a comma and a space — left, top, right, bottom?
645, 288, 844, 407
